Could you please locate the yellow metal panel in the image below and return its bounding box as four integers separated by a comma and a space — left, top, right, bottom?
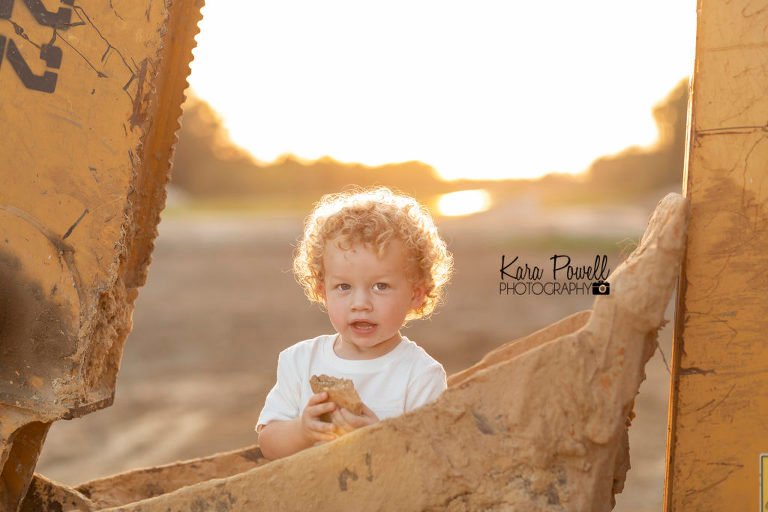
0, 1, 202, 418
665, 0, 768, 510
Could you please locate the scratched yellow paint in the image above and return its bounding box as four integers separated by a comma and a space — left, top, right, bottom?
0, 1, 202, 418
665, 1, 768, 510
761, 455, 768, 511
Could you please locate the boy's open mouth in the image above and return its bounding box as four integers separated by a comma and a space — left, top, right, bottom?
351, 321, 376, 331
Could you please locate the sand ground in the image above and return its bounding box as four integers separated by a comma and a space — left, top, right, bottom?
36, 199, 675, 511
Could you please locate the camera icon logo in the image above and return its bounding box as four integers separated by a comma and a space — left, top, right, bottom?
592, 281, 610, 295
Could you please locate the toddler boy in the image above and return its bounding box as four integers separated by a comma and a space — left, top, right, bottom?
256, 187, 453, 460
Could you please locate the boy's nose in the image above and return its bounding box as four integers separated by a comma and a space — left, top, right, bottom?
350, 289, 372, 310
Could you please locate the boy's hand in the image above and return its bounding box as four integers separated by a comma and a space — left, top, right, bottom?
300, 392, 338, 444
330, 403, 379, 435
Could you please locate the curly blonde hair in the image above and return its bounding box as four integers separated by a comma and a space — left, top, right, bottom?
293, 187, 453, 321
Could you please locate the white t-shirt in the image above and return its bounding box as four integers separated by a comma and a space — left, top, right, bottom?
256, 334, 446, 430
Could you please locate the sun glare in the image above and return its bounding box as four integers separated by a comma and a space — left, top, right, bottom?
189, 1, 696, 181
437, 190, 492, 217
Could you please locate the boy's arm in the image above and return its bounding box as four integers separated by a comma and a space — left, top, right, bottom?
258, 392, 337, 460
257, 418, 312, 460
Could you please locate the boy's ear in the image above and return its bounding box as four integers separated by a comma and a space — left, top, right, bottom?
410, 284, 426, 310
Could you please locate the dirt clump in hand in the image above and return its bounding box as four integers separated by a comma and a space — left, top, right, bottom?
310, 375, 364, 422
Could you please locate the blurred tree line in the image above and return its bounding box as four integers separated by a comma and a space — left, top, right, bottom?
170, 78, 688, 207
539, 78, 688, 204
170, 99, 460, 206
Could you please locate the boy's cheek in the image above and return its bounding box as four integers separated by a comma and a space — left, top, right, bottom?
325, 306, 345, 328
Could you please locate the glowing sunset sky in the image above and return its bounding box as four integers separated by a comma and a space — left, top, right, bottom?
188, 1, 696, 180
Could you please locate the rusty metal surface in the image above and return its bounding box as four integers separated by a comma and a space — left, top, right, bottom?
20, 473, 94, 512
0, 0, 202, 424
0, 0, 203, 509
665, 1, 768, 510
17, 445, 267, 511
75, 444, 268, 509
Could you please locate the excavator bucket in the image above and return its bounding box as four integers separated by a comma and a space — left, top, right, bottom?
0, 0, 203, 509
97, 193, 686, 512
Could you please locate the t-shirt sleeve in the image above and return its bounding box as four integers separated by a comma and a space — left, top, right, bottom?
255, 350, 302, 432
404, 362, 447, 412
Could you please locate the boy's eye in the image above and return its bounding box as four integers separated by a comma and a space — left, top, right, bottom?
336, 283, 351, 291
373, 282, 389, 291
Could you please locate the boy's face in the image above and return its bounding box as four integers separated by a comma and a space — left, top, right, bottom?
320, 238, 425, 359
